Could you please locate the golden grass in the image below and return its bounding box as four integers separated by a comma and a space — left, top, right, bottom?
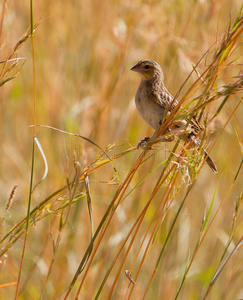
0, 1, 243, 299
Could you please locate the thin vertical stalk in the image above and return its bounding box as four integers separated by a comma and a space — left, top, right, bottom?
15, 1, 36, 298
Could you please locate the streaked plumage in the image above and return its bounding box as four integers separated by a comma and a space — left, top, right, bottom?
131, 60, 217, 173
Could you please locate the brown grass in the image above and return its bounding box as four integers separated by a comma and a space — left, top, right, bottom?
0, 1, 243, 299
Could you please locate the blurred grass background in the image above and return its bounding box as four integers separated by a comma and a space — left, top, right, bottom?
0, 0, 243, 299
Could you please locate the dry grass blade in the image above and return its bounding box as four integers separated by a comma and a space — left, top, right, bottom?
203, 236, 243, 299
1, 2, 243, 299
31, 124, 121, 184
84, 172, 94, 239
0, 58, 26, 87
0, 22, 40, 87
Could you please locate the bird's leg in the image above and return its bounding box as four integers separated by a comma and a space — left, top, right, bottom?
137, 137, 151, 149
157, 123, 174, 143
137, 121, 176, 149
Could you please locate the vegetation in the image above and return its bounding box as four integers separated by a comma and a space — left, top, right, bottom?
0, 1, 243, 299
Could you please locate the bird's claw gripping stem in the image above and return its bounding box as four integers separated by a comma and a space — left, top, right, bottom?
137, 137, 151, 149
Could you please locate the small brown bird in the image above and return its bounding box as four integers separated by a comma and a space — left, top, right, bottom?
131, 60, 217, 173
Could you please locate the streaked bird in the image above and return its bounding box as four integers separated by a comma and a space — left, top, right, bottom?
131, 60, 217, 173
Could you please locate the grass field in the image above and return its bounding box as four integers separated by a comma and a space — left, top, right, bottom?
0, 1, 243, 299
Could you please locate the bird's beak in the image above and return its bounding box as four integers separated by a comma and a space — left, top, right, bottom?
131, 63, 142, 73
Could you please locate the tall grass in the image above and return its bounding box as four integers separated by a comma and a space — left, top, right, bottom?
0, 1, 243, 299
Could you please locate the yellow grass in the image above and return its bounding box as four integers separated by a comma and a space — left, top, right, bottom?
0, 1, 243, 299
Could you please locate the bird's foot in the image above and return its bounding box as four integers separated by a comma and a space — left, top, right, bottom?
137, 137, 151, 149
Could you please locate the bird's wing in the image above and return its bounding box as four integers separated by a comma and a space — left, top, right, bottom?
151, 83, 178, 110
152, 83, 203, 133
162, 88, 203, 132
160, 89, 178, 110
188, 116, 203, 132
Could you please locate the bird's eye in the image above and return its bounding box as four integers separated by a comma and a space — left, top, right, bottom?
144, 65, 150, 69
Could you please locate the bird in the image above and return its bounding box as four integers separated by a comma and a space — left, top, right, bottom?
131, 59, 217, 173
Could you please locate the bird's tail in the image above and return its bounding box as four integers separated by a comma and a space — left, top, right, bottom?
204, 150, 218, 173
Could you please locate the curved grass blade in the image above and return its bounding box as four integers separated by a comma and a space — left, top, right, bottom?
32, 137, 48, 192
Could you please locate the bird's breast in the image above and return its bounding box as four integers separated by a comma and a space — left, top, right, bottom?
135, 84, 165, 130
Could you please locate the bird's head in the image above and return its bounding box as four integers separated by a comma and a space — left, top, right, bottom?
131, 60, 164, 81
